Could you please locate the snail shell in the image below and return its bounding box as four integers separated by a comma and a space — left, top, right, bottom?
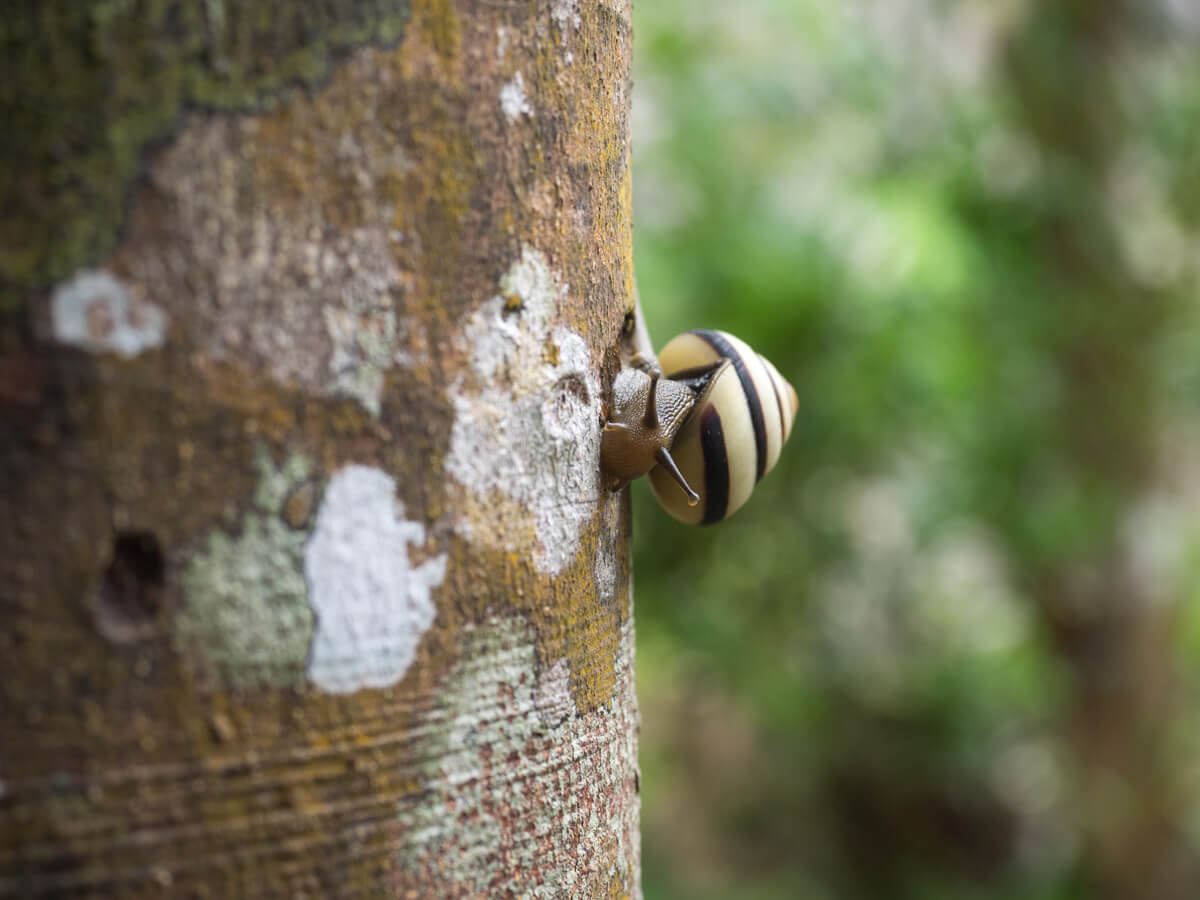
647, 330, 798, 524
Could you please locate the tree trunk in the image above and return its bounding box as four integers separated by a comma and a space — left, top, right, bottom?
0, 1, 640, 896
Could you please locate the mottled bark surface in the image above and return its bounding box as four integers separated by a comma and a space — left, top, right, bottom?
0, 0, 639, 896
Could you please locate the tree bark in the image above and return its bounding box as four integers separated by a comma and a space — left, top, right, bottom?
1, 1, 640, 896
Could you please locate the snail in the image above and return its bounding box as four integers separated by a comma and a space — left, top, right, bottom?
601, 326, 798, 525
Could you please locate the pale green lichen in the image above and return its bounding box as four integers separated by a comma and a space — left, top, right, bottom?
175, 447, 316, 688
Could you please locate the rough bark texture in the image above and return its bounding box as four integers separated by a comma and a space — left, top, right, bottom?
0, 1, 639, 896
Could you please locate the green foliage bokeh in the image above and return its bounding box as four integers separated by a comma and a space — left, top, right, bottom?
631, 2, 1200, 898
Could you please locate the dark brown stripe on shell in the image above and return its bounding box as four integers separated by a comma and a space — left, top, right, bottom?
694, 330, 768, 482
698, 404, 730, 525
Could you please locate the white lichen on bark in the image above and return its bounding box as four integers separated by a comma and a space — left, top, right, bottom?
49, 269, 167, 358
446, 246, 603, 576
500, 72, 534, 121
116, 60, 421, 417
305, 465, 447, 694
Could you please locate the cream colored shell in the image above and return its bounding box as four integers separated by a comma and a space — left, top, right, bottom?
648, 330, 798, 524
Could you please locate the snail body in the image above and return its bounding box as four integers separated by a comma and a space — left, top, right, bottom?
601, 328, 798, 525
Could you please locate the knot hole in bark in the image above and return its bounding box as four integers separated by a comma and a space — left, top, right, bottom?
89, 531, 166, 644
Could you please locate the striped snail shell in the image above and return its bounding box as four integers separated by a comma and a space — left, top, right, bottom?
647, 330, 798, 525
600, 328, 798, 525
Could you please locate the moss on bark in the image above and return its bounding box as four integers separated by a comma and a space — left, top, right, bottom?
0, 0, 413, 312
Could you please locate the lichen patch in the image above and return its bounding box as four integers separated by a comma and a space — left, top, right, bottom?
305, 465, 447, 695
49, 269, 167, 358
120, 54, 424, 418
446, 247, 603, 577
199, 219, 409, 417
500, 72, 533, 122
175, 448, 316, 688
534, 657, 576, 729
322, 281, 410, 416
394, 616, 639, 898
551, 0, 582, 33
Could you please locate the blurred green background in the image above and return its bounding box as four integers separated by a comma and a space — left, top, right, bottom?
629, 2, 1200, 898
